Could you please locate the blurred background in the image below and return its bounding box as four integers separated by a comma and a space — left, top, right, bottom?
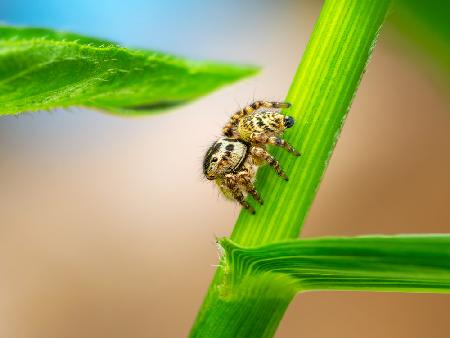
0, 0, 449, 337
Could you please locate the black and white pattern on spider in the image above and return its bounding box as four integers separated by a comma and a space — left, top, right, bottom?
203, 101, 300, 214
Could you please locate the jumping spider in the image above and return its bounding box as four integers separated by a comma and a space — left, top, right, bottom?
203, 101, 300, 214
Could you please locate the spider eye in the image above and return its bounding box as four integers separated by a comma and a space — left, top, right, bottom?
211, 157, 218, 163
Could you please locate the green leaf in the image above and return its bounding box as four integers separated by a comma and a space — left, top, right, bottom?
0, 25, 258, 116
191, 1, 392, 337
220, 235, 450, 293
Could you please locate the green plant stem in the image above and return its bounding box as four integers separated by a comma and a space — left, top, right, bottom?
191, 1, 391, 337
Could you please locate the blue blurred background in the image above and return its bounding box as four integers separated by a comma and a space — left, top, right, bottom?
1, 0, 297, 60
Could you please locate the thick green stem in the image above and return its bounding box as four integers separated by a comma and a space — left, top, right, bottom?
191, 1, 391, 337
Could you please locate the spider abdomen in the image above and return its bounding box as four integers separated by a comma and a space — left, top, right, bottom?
238, 111, 287, 141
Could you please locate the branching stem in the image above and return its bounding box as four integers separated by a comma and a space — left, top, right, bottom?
191, 1, 391, 337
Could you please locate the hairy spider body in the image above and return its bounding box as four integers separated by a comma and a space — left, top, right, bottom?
203, 101, 300, 214
203, 138, 249, 180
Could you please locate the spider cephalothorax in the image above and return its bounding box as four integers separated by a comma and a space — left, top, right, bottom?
203, 101, 300, 214
203, 138, 248, 180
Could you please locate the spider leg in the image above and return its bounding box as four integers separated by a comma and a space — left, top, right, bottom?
236, 171, 263, 205
268, 136, 301, 156
251, 146, 289, 181
250, 132, 301, 156
224, 174, 255, 214
223, 101, 291, 137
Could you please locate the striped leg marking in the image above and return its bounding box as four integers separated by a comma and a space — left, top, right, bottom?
225, 174, 255, 214
250, 132, 301, 156
251, 147, 288, 181
237, 171, 263, 205
268, 136, 301, 156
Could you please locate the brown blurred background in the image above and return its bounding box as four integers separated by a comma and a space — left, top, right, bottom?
0, 1, 449, 337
